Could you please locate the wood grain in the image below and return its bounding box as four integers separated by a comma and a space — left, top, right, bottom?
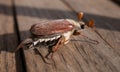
63, 0, 120, 55
62, 0, 120, 71
14, 0, 77, 72
14, 0, 120, 72
0, 0, 19, 72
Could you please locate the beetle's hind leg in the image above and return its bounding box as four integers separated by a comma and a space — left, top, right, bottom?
45, 36, 65, 59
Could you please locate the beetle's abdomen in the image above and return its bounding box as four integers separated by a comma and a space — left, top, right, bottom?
30, 35, 61, 48
30, 19, 74, 36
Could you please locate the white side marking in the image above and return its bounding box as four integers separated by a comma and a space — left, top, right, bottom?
50, 37, 56, 41
33, 40, 39, 45
50, 37, 54, 41
39, 39, 44, 42
45, 38, 50, 42
56, 35, 60, 39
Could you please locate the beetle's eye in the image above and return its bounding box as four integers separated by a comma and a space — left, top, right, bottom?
81, 25, 85, 29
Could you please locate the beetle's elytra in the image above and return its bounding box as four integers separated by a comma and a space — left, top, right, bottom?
16, 12, 97, 63
30, 19, 74, 36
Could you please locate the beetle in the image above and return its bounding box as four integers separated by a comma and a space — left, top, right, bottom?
16, 12, 98, 62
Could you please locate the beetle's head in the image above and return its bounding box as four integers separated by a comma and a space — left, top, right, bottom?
78, 12, 95, 30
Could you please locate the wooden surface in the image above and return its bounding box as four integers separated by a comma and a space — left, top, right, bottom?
0, 0, 120, 72
0, 0, 24, 72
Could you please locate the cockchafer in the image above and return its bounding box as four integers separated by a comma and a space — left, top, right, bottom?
16, 12, 98, 63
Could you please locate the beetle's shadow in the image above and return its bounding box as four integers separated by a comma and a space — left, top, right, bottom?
0, 31, 29, 72
0, 31, 30, 53
0, 33, 18, 53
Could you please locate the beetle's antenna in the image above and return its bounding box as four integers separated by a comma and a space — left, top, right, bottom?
78, 12, 84, 21
86, 19, 96, 30
86, 19, 94, 28
77, 12, 96, 30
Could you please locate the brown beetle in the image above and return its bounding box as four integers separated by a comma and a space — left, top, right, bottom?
16, 12, 98, 62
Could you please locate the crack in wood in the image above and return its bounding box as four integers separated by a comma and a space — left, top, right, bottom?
12, 0, 27, 71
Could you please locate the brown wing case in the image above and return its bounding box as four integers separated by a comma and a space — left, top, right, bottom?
30, 19, 74, 36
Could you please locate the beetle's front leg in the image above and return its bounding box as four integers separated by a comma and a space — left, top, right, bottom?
73, 30, 81, 35
73, 30, 99, 44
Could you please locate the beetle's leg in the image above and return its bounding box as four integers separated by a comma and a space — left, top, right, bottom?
45, 36, 65, 59
73, 31, 99, 44
78, 12, 84, 20
80, 34, 99, 44
52, 36, 65, 52
45, 51, 51, 59
73, 30, 80, 35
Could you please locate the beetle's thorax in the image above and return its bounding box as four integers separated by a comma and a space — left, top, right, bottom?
62, 19, 77, 44
64, 19, 85, 44
66, 19, 85, 30
66, 19, 80, 29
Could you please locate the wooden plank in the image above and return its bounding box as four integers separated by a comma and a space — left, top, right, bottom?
15, 0, 120, 72
0, 0, 23, 72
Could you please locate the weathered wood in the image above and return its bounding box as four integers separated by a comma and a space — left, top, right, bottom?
62, 0, 120, 71
0, 0, 22, 72
15, 0, 120, 72
63, 0, 120, 55
14, 0, 77, 72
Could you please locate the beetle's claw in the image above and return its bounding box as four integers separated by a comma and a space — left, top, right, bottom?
45, 51, 52, 59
